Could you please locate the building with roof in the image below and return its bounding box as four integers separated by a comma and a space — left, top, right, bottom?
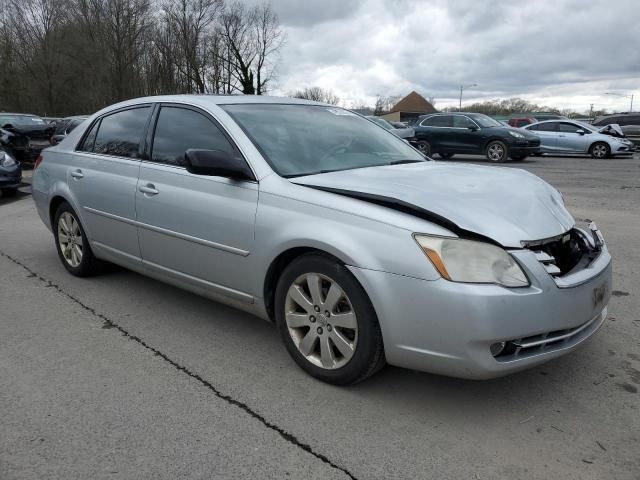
380, 91, 436, 123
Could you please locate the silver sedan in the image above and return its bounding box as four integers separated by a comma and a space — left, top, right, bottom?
32, 95, 612, 384
522, 120, 635, 158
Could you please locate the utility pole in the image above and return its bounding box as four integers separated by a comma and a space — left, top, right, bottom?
589, 104, 594, 121
605, 92, 635, 112
459, 84, 477, 111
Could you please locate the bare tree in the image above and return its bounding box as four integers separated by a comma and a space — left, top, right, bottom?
220, 0, 283, 95
252, 2, 284, 95
292, 86, 340, 105
159, 0, 222, 94
0, 0, 285, 115
8, 0, 69, 113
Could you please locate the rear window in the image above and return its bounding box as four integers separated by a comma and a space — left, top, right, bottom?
84, 107, 151, 158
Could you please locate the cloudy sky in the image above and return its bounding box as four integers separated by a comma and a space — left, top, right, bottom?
267, 0, 639, 113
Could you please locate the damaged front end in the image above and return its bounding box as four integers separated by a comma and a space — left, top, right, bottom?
522, 222, 604, 282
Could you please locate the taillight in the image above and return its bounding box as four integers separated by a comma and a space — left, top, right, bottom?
34, 154, 43, 170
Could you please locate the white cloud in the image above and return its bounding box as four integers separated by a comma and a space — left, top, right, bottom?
266, 0, 640, 112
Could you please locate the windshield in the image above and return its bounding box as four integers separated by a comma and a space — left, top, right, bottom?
222, 104, 425, 177
471, 114, 503, 128
0, 114, 46, 126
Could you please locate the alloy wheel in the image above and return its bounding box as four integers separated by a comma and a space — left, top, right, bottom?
284, 272, 358, 369
592, 144, 608, 158
57, 212, 84, 267
487, 142, 506, 162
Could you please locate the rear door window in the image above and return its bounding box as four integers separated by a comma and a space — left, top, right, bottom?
537, 122, 558, 132
421, 115, 452, 127
92, 107, 151, 158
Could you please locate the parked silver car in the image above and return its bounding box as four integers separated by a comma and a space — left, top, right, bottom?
32, 95, 612, 384
522, 120, 635, 158
366, 115, 415, 139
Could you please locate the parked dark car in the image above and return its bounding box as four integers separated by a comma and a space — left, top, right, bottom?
592, 112, 640, 127
0, 148, 22, 197
413, 112, 541, 162
52, 115, 89, 144
0, 113, 55, 163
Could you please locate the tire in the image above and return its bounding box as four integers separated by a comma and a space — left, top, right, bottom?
53, 202, 103, 277
589, 142, 610, 159
1, 188, 18, 197
439, 152, 454, 159
274, 254, 385, 385
415, 140, 431, 156
486, 140, 508, 162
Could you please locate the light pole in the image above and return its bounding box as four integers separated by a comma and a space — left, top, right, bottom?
459, 84, 477, 111
604, 92, 634, 112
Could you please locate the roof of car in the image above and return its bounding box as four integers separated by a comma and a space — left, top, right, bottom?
109, 94, 325, 109
0, 112, 39, 116
87, 94, 330, 119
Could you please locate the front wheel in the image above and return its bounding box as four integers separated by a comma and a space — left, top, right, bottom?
486, 140, 508, 162
415, 140, 431, 156
589, 142, 610, 159
275, 254, 385, 385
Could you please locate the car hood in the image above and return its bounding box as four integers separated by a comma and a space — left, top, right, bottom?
487, 126, 539, 140
291, 162, 574, 247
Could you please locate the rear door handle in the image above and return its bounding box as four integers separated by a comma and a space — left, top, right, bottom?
70, 169, 84, 179
139, 183, 159, 196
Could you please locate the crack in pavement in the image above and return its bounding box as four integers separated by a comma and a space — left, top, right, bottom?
0, 250, 357, 480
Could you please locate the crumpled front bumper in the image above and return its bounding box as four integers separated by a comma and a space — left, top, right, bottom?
349, 245, 612, 379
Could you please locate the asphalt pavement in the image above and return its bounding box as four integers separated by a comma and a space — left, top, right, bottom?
1, 154, 639, 479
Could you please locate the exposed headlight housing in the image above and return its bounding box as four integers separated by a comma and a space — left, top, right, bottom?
0, 150, 17, 167
508, 130, 526, 139
414, 235, 529, 287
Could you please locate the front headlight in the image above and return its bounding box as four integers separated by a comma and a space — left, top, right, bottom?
414, 235, 529, 287
0, 151, 17, 167
508, 130, 525, 139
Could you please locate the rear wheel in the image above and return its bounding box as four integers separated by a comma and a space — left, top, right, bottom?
1, 188, 18, 197
439, 152, 454, 159
589, 142, 610, 159
53, 202, 103, 277
415, 140, 431, 156
486, 140, 508, 162
275, 254, 385, 385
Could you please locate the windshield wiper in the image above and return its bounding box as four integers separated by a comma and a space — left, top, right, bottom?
388, 159, 425, 165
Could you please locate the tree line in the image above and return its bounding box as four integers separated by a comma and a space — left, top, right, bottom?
0, 0, 284, 117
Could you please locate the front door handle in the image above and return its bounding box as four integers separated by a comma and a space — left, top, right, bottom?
70, 169, 84, 179
139, 183, 159, 196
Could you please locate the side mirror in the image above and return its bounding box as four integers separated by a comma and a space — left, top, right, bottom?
183, 149, 254, 181
468, 125, 478, 131
575, 129, 585, 135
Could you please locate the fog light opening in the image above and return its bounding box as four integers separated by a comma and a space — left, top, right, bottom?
490, 341, 506, 357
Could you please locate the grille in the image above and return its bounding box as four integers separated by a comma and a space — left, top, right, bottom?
527, 228, 596, 277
